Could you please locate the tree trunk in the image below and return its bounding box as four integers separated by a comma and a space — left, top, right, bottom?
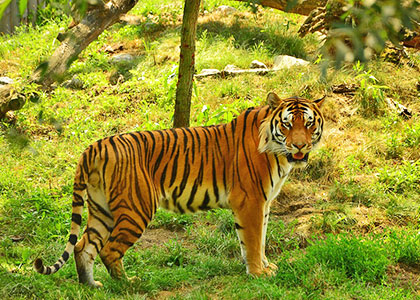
31, 0, 138, 86
173, 0, 201, 128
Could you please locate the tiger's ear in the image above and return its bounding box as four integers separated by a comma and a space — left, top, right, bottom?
267, 92, 282, 109
313, 95, 326, 108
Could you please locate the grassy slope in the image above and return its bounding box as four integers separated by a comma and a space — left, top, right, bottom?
1, 0, 420, 299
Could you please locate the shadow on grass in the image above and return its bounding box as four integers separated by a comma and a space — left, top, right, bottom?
197, 19, 307, 59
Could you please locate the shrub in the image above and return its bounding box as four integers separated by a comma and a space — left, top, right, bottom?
305, 234, 389, 283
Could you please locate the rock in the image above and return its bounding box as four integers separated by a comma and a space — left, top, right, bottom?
195, 69, 221, 78
110, 53, 135, 64
0, 77, 13, 85
223, 64, 241, 72
385, 97, 412, 119
102, 43, 124, 54
273, 55, 310, 70
62, 75, 84, 89
250, 60, 267, 69
216, 5, 237, 15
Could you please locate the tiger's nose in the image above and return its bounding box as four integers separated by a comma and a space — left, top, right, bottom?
293, 143, 306, 150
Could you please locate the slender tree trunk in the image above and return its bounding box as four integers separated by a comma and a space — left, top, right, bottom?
173, 0, 201, 128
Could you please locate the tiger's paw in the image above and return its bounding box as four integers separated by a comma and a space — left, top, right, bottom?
262, 257, 278, 272
266, 262, 278, 272
248, 266, 277, 277
262, 266, 277, 276
83, 280, 103, 288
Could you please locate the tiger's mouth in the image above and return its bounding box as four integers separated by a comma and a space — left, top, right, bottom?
286, 152, 309, 163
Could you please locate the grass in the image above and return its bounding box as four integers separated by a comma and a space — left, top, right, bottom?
1, 0, 420, 298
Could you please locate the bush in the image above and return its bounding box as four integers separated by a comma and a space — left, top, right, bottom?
386, 229, 420, 266
306, 234, 389, 283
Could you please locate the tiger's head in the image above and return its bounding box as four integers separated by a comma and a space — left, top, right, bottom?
259, 92, 325, 168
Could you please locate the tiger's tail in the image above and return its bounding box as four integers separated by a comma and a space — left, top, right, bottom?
34, 155, 88, 275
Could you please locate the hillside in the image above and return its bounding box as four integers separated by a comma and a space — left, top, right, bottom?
0, 0, 420, 299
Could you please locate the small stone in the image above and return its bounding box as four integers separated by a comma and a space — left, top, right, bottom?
224, 64, 240, 72
196, 69, 220, 77
216, 5, 237, 15
110, 53, 135, 64
273, 55, 310, 70
0, 77, 13, 85
250, 60, 267, 69
62, 75, 84, 89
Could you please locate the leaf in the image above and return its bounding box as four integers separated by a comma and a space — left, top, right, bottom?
0, 0, 13, 21
18, 0, 27, 17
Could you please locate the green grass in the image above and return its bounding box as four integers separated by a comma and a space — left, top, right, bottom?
1, 0, 420, 298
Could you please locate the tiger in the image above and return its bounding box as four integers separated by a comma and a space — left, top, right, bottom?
34, 92, 325, 287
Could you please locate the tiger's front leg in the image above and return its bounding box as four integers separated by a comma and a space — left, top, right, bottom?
261, 201, 278, 272
232, 195, 275, 276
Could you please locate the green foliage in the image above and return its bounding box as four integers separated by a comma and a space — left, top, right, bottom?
306, 234, 389, 283
324, 0, 420, 66
150, 209, 194, 230
354, 62, 389, 115
193, 96, 261, 126
164, 238, 188, 267
266, 219, 301, 254
205, 209, 235, 234
276, 233, 389, 285
386, 228, 420, 266
311, 210, 357, 233
329, 180, 376, 207
378, 161, 420, 194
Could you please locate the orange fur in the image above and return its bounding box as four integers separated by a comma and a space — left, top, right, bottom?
34, 92, 325, 286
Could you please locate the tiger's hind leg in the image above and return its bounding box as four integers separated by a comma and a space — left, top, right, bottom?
74, 187, 113, 287
99, 202, 155, 280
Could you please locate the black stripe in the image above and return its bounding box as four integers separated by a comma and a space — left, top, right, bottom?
169, 129, 178, 157
160, 163, 169, 196
88, 145, 93, 163
102, 143, 109, 191
202, 127, 210, 163
176, 202, 185, 214
186, 182, 199, 211
73, 183, 87, 190
62, 251, 70, 261
153, 131, 165, 176
92, 213, 114, 232
72, 213, 82, 225
82, 152, 89, 176
185, 128, 195, 162
199, 190, 211, 210
120, 227, 143, 239
69, 234, 78, 245
169, 148, 180, 187
212, 159, 219, 202
235, 223, 244, 230
192, 128, 201, 151
177, 148, 191, 197
87, 194, 113, 220
258, 178, 267, 201
221, 124, 230, 153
